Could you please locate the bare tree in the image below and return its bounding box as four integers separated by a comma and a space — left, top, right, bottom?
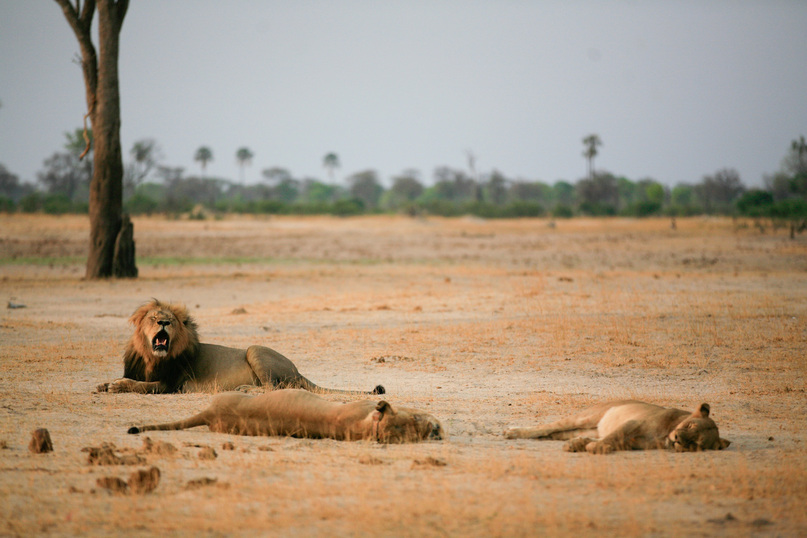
38, 129, 94, 201
697, 168, 745, 213
347, 170, 383, 209
124, 138, 162, 197
55, 0, 136, 278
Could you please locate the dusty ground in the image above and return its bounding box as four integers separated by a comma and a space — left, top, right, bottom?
0, 214, 805, 537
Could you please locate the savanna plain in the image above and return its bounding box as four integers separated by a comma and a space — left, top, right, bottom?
0, 214, 806, 537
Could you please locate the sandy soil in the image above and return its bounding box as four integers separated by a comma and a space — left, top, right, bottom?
0, 214, 806, 537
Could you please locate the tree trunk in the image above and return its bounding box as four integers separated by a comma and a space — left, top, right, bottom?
113, 213, 137, 277
56, 0, 136, 279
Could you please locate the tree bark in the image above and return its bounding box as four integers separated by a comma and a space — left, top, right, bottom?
112, 213, 137, 277
56, 0, 136, 279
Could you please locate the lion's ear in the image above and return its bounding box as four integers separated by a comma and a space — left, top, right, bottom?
168, 303, 190, 323
718, 438, 731, 450
373, 401, 394, 421
128, 300, 156, 326
695, 403, 711, 418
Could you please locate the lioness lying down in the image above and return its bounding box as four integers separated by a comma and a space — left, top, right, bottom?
505, 400, 730, 454
127, 389, 444, 443
97, 299, 384, 395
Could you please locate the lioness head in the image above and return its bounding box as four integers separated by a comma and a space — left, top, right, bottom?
373, 401, 444, 443
128, 299, 199, 362
668, 403, 731, 452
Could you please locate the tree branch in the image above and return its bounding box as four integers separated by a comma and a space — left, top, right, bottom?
116, 0, 130, 29
55, 0, 98, 155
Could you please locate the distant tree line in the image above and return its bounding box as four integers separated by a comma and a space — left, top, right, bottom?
2, 134, 805, 234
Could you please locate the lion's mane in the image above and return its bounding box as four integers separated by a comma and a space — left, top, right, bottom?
122, 299, 200, 392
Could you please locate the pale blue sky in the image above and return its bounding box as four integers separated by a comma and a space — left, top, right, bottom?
1, 1, 806, 187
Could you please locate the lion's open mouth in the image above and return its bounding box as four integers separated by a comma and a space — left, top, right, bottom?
152, 329, 170, 353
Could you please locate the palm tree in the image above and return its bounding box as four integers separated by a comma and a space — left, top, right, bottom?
236, 147, 254, 183
323, 152, 340, 182
194, 146, 213, 178
582, 134, 602, 180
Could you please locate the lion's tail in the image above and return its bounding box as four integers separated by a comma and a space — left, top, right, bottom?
128, 412, 208, 434
294, 376, 385, 396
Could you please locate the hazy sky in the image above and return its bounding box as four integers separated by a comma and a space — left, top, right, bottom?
1, 1, 806, 188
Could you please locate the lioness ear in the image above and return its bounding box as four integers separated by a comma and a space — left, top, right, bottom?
373, 400, 394, 421
718, 438, 731, 450
696, 403, 710, 418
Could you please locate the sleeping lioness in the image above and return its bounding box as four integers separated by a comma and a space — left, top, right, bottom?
127, 389, 445, 444
505, 400, 730, 454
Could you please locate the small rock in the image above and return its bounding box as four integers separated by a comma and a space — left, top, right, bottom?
128, 467, 160, 494
28, 429, 53, 454
186, 477, 218, 489
221, 441, 235, 450
412, 456, 447, 469
84, 443, 144, 466
7, 301, 26, 309
141, 437, 177, 455
198, 447, 217, 460
707, 513, 738, 525
96, 477, 128, 494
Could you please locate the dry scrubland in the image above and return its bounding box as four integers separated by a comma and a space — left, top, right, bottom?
0, 214, 806, 537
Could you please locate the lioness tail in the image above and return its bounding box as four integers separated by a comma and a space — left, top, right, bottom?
128, 412, 208, 434
295, 375, 385, 395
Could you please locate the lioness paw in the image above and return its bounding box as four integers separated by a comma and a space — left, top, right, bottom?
564, 438, 591, 452
504, 428, 522, 439
586, 442, 614, 455
96, 383, 110, 393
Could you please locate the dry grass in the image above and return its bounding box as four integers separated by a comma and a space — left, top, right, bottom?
1, 214, 806, 536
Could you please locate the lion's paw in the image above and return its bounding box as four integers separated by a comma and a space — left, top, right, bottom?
96, 383, 110, 393
106, 379, 132, 393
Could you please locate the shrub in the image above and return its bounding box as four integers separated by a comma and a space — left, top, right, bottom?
736, 189, 774, 217
578, 201, 616, 216
42, 194, 73, 215
331, 198, 364, 216
125, 192, 160, 215
551, 204, 574, 218
0, 196, 15, 213
20, 192, 44, 213
622, 201, 662, 217
769, 198, 807, 220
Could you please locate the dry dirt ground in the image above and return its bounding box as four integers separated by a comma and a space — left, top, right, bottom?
0, 214, 806, 537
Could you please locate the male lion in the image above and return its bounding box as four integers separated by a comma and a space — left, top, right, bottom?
504, 400, 730, 454
96, 299, 384, 395
127, 389, 445, 443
